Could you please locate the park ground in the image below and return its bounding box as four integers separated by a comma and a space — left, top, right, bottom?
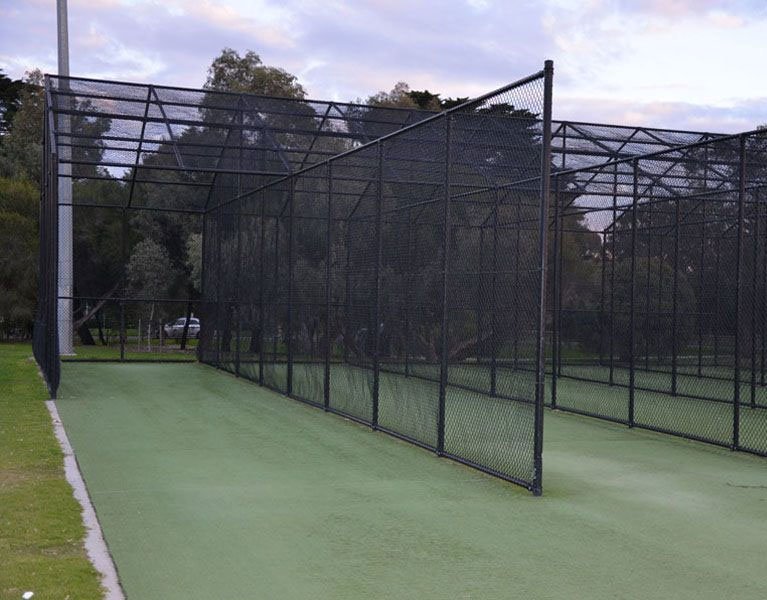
47, 358, 767, 599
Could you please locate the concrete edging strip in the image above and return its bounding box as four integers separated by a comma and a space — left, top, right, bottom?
46, 400, 126, 600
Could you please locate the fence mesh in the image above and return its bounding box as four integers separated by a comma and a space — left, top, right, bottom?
36, 67, 766, 493
199, 66, 553, 492
549, 130, 767, 457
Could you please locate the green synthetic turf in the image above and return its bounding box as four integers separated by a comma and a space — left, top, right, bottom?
56, 362, 767, 600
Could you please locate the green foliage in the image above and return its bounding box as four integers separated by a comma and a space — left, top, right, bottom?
0, 177, 37, 337
127, 238, 178, 300
186, 232, 202, 292
205, 48, 306, 98
365, 81, 418, 108
0, 69, 24, 135
0, 70, 44, 183
610, 257, 696, 361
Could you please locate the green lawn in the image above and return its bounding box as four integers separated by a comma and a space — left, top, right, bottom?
56, 361, 767, 599
62, 343, 196, 361
0, 344, 103, 600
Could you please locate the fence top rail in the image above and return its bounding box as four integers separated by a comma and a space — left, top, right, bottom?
208, 64, 550, 213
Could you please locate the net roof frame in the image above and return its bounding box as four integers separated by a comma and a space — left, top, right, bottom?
45, 74, 729, 216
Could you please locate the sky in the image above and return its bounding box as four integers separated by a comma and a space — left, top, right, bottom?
1, 0, 765, 133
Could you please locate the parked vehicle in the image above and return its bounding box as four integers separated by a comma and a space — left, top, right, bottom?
163, 317, 200, 339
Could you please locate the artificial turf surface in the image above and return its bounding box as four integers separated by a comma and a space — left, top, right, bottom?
56, 361, 767, 599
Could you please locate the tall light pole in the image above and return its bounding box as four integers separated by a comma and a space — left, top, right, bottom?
57, 0, 74, 354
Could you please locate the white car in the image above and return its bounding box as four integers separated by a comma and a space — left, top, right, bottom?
163, 317, 200, 339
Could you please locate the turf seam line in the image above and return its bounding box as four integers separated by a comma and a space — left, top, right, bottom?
46, 400, 126, 600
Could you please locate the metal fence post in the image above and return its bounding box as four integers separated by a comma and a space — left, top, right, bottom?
671, 198, 680, 395
372, 142, 384, 429
733, 134, 746, 449
286, 178, 294, 396
629, 159, 639, 427
697, 200, 706, 376
234, 109, 243, 377
120, 209, 127, 361
437, 114, 452, 456
477, 225, 485, 376
599, 228, 607, 366
551, 175, 560, 408
258, 192, 266, 385
405, 209, 412, 378
761, 203, 767, 387
533, 58, 553, 496
609, 165, 617, 386
490, 187, 499, 395
750, 191, 758, 407
324, 163, 333, 410
215, 208, 222, 367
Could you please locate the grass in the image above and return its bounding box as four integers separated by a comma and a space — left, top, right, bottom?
56, 361, 767, 599
0, 343, 103, 600
62, 344, 196, 361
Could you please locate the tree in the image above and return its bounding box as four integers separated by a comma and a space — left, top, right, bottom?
0, 70, 24, 136
0, 70, 44, 183
205, 49, 306, 99
0, 177, 37, 338
365, 82, 418, 109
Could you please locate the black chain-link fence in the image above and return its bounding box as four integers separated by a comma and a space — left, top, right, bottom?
200, 65, 554, 493
549, 130, 767, 457
36, 65, 765, 494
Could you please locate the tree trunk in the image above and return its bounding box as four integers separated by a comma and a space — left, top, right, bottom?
180, 301, 193, 350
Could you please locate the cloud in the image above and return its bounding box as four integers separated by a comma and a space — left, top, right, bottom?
0, 0, 764, 135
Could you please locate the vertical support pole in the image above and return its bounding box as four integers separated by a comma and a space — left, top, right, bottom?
750, 191, 758, 407
671, 198, 679, 396
343, 222, 351, 365
215, 208, 222, 367
490, 188, 499, 395
697, 198, 706, 377
477, 226, 485, 373
199, 208, 207, 363
533, 59, 553, 496
404, 208, 412, 377
714, 238, 721, 366
324, 163, 333, 410
551, 176, 560, 408
57, 0, 74, 357
645, 202, 652, 371
556, 189, 564, 378
437, 114, 452, 457
629, 159, 639, 427
272, 212, 280, 366
609, 165, 617, 386
761, 199, 767, 387
120, 209, 127, 361
258, 192, 266, 385
286, 178, 294, 396
657, 236, 664, 365
599, 229, 607, 366
513, 199, 521, 369
234, 109, 243, 377
733, 134, 746, 449
372, 141, 384, 429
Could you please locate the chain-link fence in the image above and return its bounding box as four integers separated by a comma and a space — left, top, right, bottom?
200, 64, 554, 493
548, 130, 767, 457
33, 76, 444, 381
36, 64, 766, 494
